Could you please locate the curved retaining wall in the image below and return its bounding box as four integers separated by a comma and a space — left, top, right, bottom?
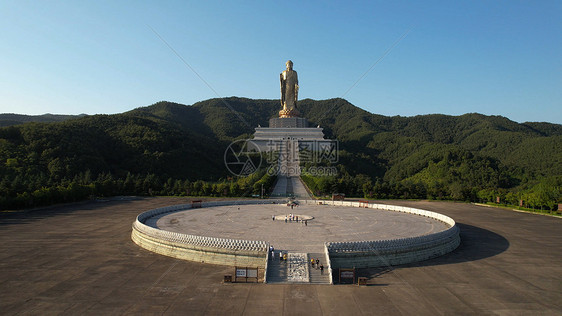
302, 200, 461, 268
133, 199, 460, 272
131, 200, 286, 267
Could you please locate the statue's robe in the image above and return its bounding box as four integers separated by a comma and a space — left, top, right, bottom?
281, 70, 298, 110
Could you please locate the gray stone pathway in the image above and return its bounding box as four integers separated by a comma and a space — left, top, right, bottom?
269, 138, 311, 199
271, 176, 288, 196
290, 177, 311, 198
271, 176, 311, 199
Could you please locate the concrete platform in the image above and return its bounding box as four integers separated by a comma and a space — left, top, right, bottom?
0, 197, 560, 315
153, 204, 449, 253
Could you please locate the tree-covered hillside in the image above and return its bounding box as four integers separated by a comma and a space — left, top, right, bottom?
295, 98, 560, 209
0, 97, 560, 210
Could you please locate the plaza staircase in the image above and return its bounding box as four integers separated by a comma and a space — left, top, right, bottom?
308, 253, 331, 284
266, 251, 331, 284
266, 251, 288, 283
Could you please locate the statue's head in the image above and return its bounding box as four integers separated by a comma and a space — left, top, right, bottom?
286, 60, 293, 70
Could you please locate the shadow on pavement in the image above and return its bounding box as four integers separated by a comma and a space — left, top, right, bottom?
416, 222, 510, 265
336, 222, 510, 284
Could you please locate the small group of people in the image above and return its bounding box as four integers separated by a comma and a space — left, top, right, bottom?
282, 214, 308, 226
279, 251, 287, 262
270, 246, 287, 262
311, 258, 324, 273
273, 214, 308, 226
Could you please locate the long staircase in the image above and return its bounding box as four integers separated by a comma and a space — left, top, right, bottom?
266, 251, 330, 284
266, 139, 326, 284
267, 251, 288, 283
308, 253, 331, 284
269, 138, 311, 199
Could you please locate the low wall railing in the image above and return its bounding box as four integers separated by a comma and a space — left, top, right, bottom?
132, 199, 287, 272
300, 199, 461, 269
132, 198, 461, 279
323, 243, 334, 284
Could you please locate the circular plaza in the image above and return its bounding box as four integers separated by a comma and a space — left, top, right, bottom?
149, 203, 450, 253
132, 199, 461, 279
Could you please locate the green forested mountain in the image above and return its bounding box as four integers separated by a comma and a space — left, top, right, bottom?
0, 97, 560, 210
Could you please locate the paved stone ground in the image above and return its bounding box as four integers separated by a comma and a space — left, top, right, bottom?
0, 197, 560, 315
154, 204, 449, 253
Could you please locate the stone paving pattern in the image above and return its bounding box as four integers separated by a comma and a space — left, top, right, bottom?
1, 197, 561, 315
286, 253, 309, 283
155, 204, 449, 253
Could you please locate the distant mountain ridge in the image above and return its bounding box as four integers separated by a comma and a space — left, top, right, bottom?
0, 113, 87, 127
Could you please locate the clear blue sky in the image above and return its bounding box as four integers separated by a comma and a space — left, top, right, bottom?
1, 1, 560, 123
